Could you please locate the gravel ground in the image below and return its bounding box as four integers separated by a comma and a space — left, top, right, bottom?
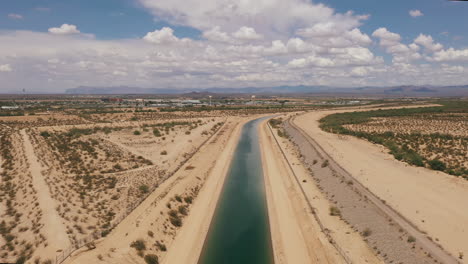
284, 118, 455, 264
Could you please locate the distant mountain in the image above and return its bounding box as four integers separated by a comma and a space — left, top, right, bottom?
65, 85, 468, 97
65, 86, 185, 94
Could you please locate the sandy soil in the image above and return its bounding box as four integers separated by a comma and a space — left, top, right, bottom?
63, 116, 252, 264
21, 130, 72, 258
294, 108, 468, 263
259, 119, 348, 264
263, 116, 384, 264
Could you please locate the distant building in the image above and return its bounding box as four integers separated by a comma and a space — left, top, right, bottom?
182, 100, 201, 105
1, 106, 20, 110
101, 98, 123, 103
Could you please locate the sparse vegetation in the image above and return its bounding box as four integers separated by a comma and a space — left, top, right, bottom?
320, 101, 468, 177
329, 206, 341, 216
130, 239, 146, 251
362, 228, 372, 237
144, 254, 159, 264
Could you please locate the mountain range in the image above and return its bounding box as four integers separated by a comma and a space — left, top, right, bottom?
65, 85, 468, 97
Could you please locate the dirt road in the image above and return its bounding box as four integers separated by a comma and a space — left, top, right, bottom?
286, 110, 460, 264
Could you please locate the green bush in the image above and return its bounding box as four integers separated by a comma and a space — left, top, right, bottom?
130, 239, 146, 251
139, 185, 149, 194
144, 254, 159, 264
362, 228, 372, 237
329, 206, 341, 216
40, 131, 51, 138
428, 159, 446, 171
153, 129, 162, 137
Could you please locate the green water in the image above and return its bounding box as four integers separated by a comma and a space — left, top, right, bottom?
198, 117, 274, 264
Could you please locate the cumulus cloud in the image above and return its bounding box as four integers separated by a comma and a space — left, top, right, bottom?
409, 10, 423, 17
143, 27, 180, 44
372, 28, 401, 47
48, 24, 81, 35
137, 0, 366, 39
1, 0, 467, 91
8, 13, 23, 20
414, 34, 443, 53
233, 27, 263, 40
431, 48, 468, 62
372, 27, 421, 63
203, 26, 232, 43
0, 64, 12, 72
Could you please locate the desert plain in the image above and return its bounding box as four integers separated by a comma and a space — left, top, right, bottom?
0, 97, 466, 264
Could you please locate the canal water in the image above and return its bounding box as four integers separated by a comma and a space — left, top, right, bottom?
198, 117, 274, 264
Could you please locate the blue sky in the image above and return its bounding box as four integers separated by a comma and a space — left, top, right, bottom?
2, 0, 467, 44
0, 0, 201, 39
0, 0, 468, 92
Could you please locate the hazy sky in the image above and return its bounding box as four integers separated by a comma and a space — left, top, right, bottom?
1, 0, 468, 93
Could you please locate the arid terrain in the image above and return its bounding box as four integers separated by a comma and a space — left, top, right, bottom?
0, 98, 466, 264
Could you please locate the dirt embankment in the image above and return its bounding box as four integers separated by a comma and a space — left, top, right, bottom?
64, 116, 255, 264
261, 116, 384, 264
290, 107, 466, 263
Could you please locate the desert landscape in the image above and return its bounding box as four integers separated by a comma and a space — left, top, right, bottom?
0, 96, 466, 264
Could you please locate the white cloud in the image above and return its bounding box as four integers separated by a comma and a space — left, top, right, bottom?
1, 0, 468, 91
409, 10, 423, 17
372, 28, 401, 47
0, 64, 12, 72
48, 24, 81, 35
203, 26, 232, 43
143, 27, 178, 44
233, 27, 262, 40
414, 34, 443, 53
431, 48, 468, 62
137, 0, 365, 39
8, 13, 23, 20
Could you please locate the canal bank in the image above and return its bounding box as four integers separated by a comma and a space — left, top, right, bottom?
198, 117, 274, 264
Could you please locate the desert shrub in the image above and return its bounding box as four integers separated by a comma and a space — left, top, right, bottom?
428, 159, 446, 171
144, 254, 159, 264
16, 255, 27, 264
86, 241, 96, 250
130, 239, 146, 251
362, 228, 372, 237
139, 185, 149, 194
175, 195, 182, 202
321, 160, 329, 168
156, 241, 167, 251
40, 131, 51, 138
147, 230, 154, 237
178, 205, 188, 216
160, 150, 167, 155
407, 236, 416, 243
277, 130, 286, 138
329, 206, 341, 216
153, 129, 162, 137
269, 118, 282, 128
168, 210, 178, 218
169, 216, 182, 227
101, 229, 110, 237
184, 196, 193, 204
134, 130, 141, 136
185, 131, 191, 135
